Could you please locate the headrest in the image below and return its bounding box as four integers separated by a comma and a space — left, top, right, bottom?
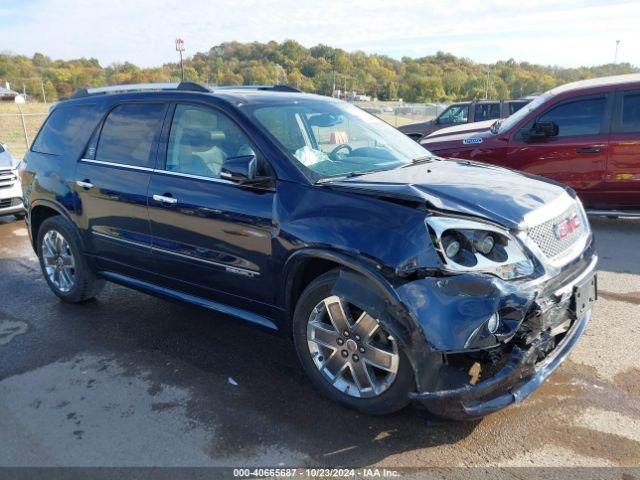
181, 128, 220, 152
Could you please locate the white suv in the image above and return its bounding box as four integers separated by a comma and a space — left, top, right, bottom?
0, 143, 24, 219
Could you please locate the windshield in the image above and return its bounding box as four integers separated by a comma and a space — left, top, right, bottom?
497, 92, 554, 134
246, 99, 431, 181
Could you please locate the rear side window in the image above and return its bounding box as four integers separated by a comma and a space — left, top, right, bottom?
474, 103, 500, 121
617, 91, 640, 133
536, 96, 606, 137
96, 103, 166, 168
508, 101, 527, 115
32, 104, 101, 156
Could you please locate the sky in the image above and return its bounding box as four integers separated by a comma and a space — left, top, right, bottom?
1, 0, 639, 68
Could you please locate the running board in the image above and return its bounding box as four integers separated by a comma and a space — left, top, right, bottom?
99, 271, 278, 331
587, 210, 640, 218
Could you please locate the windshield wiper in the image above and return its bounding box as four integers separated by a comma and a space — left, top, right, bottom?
399, 155, 436, 168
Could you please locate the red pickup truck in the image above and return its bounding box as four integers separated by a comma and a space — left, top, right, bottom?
420, 74, 640, 215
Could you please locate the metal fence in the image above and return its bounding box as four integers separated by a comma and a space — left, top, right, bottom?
0, 103, 49, 159
0, 101, 446, 160
353, 101, 446, 127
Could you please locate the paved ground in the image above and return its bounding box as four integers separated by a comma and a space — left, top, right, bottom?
0, 214, 639, 469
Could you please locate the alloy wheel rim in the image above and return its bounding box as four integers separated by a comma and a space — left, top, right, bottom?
42, 230, 76, 293
306, 295, 399, 398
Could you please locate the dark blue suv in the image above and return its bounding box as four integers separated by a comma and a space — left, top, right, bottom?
21, 82, 597, 419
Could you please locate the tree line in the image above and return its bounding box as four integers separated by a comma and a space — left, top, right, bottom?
1, 40, 637, 103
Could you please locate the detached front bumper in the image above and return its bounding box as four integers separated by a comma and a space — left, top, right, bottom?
410, 308, 590, 418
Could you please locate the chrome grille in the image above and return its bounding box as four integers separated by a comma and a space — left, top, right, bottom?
527, 204, 587, 260
0, 170, 16, 189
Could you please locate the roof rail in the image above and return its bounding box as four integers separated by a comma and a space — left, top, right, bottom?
69, 81, 210, 99
211, 84, 301, 93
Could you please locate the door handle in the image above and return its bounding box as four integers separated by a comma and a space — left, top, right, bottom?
153, 194, 178, 205
76, 180, 94, 189
576, 146, 601, 154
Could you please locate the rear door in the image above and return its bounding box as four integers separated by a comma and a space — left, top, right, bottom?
74, 102, 168, 274
147, 102, 276, 309
606, 89, 640, 209
504, 93, 611, 207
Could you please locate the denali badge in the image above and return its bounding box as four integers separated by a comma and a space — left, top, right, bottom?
554, 213, 581, 240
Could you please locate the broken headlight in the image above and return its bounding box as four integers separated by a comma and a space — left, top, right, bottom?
426, 216, 534, 280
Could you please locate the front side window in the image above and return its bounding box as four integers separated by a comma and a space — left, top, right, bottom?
474, 103, 500, 122
166, 104, 256, 179
618, 91, 640, 133
535, 96, 607, 137
437, 105, 469, 125
96, 103, 166, 168
248, 99, 430, 181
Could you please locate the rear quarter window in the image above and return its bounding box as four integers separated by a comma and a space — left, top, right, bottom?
32, 104, 101, 156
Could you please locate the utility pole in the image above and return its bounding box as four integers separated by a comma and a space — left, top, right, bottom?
40, 79, 46, 103
614, 40, 621, 64
175, 38, 185, 81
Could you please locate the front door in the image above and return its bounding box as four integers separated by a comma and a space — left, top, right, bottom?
505, 93, 610, 208
74, 102, 168, 274
606, 89, 640, 209
147, 103, 275, 309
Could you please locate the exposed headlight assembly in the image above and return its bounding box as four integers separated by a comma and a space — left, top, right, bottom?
426, 217, 534, 280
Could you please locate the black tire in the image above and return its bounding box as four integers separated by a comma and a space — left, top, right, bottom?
292, 269, 415, 415
14, 212, 25, 220
36, 215, 104, 303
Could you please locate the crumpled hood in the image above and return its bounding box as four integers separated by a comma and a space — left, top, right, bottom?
325, 159, 570, 229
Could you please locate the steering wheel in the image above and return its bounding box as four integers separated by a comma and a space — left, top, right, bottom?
329, 144, 352, 161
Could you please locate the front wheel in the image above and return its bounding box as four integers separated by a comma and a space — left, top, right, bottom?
36, 216, 104, 303
293, 270, 415, 415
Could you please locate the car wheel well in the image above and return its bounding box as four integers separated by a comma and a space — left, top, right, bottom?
30, 206, 59, 249
288, 258, 341, 320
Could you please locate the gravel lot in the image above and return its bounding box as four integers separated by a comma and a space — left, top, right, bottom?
0, 214, 639, 473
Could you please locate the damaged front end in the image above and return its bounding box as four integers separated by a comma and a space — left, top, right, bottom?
405, 218, 597, 419
402, 251, 597, 418
331, 193, 598, 419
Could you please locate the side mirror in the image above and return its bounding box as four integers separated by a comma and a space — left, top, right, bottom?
220, 155, 258, 184
523, 121, 559, 141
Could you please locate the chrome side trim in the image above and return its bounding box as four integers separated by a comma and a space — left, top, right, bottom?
80, 158, 155, 172
79, 159, 236, 185
92, 231, 150, 249
151, 245, 259, 277
153, 169, 234, 185
587, 209, 640, 218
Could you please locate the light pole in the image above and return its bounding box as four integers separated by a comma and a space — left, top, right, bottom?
614, 40, 621, 64
175, 38, 185, 81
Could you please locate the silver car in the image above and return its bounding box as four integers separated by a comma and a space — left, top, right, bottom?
0, 143, 24, 219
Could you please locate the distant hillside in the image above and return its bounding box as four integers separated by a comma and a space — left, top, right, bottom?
1, 40, 637, 103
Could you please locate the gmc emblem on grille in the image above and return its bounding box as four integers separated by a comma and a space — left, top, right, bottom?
554, 213, 581, 240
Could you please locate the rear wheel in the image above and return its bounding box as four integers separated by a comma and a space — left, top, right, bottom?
36, 216, 104, 303
293, 270, 414, 415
